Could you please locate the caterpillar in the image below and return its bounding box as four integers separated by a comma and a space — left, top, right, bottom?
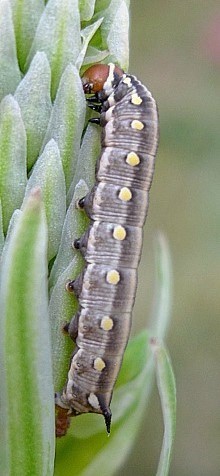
55, 63, 159, 436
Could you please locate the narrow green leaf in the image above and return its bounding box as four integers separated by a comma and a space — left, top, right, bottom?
0, 189, 55, 475
105, 0, 129, 70
42, 65, 86, 190
26, 0, 81, 99
151, 339, 176, 476
0, 199, 4, 256
67, 123, 100, 205
94, 1, 112, 14
1, 210, 22, 264
55, 331, 154, 476
24, 139, 66, 262
150, 232, 173, 340
49, 256, 84, 391
0, 95, 27, 234
15, 52, 52, 170
0, 0, 21, 101
49, 179, 89, 289
79, 0, 96, 21
10, 0, 45, 71
75, 18, 104, 70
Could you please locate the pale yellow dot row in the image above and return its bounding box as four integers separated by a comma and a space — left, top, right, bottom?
88, 78, 143, 388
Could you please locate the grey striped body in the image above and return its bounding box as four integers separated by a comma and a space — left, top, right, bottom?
57, 68, 159, 429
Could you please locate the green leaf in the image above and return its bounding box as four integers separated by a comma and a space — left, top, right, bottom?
97, 0, 129, 70
42, 65, 86, 190
0, 0, 21, 101
49, 256, 84, 391
24, 139, 66, 262
0, 199, 4, 255
10, 0, 45, 71
105, 0, 129, 69
75, 18, 104, 70
151, 339, 176, 476
0, 189, 55, 475
15, 51, 52, 170
0, 95, 27, 234
67, 123, 100, 205
26, 0, 81, 99
49, 179, 89, 289
79, 0, 96, 21
150, 232, 173, 340
82, 46, 109, 67
55, 331, 154, 476
1, 210, 22, 263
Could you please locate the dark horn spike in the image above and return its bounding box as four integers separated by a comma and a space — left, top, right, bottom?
103, 408, 112, 435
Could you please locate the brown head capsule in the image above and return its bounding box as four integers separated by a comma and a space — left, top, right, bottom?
82, 63, 124, 94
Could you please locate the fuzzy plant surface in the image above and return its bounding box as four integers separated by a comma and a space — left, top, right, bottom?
0, 1, 176, 475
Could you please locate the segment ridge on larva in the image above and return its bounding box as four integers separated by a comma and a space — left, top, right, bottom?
55, 63, 159, 436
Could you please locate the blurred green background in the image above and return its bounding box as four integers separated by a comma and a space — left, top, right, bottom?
119, 1, 220, 474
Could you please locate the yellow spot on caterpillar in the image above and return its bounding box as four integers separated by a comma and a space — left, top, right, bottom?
106, 269, 120, 285
101, 316, 114, 331
94, 357, 106, 371
113, 225, 126, 241
126, 152, 140, 166
119, 187, 132, 202
131, 120, 144, 130
131, 93, 142, 105
123, 76, 132, 87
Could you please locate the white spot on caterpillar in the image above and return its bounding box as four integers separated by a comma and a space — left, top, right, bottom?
101, 316, 114, 331
88, 393, 100, 410
119, 187, 132, 202
113, 225, 126, 241
106, 269, 120, 285
83, 279, 90, 290
66, 379, 74, 400
131, 120, 144, 130
104, 63, 115, 95
131, 93, 142, 105
105, 105, 115, 122
94, 357, 106, 371
108, 95, 115, 107
126, 152, 140, 166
